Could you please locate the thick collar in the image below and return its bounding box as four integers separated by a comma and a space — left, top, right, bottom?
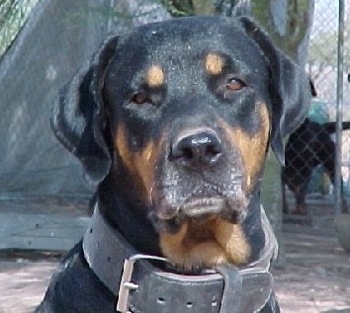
83, 204, 278, 313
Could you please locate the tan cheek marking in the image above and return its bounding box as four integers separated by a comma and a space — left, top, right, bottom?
115, 125, 160, 196
145, 65, 165, 87
204, 53, 225, 75
213, 218, 250, 265
159, 217, 250, 270
219, 103, 270, 191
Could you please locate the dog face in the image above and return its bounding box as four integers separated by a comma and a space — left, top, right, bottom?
104, 19, 272, 223
52, 16, 310, 271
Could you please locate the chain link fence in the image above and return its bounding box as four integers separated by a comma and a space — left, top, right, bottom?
0, 0, 348, 216
0, 0, 170, 204
282, 0, 350, 216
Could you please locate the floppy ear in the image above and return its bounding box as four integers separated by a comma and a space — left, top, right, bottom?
238, 17, 311, 164
51, 36, 119, 188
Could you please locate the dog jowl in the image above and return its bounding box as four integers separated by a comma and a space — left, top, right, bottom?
38, 16, 311, 313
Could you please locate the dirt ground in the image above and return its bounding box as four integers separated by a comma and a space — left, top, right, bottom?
272, 224, 350, 313
0, 222, 349, 313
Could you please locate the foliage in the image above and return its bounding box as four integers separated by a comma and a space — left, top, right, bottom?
0, 0, 40, 57
159, 0, 240, 17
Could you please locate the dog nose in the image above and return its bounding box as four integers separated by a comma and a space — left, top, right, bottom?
170, 131, 222, 170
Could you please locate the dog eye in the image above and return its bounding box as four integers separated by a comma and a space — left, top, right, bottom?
131, 92, 149, 105
226, 78, 246, 91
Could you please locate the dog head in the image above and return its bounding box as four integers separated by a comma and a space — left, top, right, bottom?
52, 16, 310, 270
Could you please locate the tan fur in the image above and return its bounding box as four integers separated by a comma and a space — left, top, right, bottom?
219, 103, 270, 191
117, 103, 269, 270
145, 65, 165, 87
115, 125, 161, 196
160, 217, 250, 270
204, 53, 225, 75
213, 218, 250, 264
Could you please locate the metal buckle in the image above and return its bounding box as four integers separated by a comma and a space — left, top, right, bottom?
116, 254, 170, 312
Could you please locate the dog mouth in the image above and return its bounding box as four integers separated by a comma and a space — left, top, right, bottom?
149, 186, 248, 231
148, 180, 250, 271
157, 196, 251, 272
147, 167, 249, 237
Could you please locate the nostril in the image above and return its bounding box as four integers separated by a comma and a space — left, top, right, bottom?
170, 142, 193, 161
181, 146, 194, 161
205, 142, 221, 157
170, 131, 222, 169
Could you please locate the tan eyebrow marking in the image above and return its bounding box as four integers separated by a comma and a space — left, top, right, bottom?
145, 65, 165, 87
204, 53, 225, 75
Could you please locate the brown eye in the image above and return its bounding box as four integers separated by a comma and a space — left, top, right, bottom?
226, 78, 246, 91
131, 92, 148, 104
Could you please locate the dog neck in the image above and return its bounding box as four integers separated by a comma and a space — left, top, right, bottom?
98, 175, 161, 257
242, 192, 267, 263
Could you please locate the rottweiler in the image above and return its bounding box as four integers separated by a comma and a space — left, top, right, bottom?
282, 117, 350, 214
37, 16, 310, 313
282, 80, 350, 214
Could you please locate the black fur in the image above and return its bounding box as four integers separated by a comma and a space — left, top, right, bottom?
282, 118, 350, 214
37, 16, 310, 312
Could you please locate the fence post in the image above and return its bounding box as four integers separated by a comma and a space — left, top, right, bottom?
335, 0, 345, 214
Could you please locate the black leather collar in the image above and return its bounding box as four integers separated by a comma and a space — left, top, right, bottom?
83, 204, 278, 313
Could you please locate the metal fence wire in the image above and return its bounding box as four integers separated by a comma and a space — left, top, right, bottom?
0, 0, 170, 200
0, 0, 348, 214
282, 0, 350, 216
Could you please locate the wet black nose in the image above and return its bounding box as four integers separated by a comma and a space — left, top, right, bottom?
170, 131, 222, 170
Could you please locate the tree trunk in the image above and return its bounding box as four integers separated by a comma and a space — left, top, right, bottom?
250, 0, 314, 65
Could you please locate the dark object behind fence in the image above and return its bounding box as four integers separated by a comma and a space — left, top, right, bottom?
282, 118, 350, 214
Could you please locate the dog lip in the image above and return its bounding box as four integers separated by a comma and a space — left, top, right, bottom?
182, 197, 226, 217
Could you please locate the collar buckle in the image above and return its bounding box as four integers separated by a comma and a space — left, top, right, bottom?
116, 254, 170, 312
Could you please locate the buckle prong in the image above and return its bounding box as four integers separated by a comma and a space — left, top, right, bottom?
116, 254, 169, 312
123, 282, 138, 290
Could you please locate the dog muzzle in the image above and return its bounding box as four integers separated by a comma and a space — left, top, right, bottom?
83, 204, 278, 313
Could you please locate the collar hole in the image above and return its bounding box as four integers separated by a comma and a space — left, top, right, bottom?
186, 301, 193, 308
157, 297, 166, 305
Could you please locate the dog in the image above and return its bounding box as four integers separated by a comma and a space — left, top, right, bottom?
282, 79, 350, 214
282, 117, 350, 214
36, 16, 310, 313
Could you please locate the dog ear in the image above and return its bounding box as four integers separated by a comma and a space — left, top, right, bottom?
238, 17, 311, 164
51, 36, 119, 188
